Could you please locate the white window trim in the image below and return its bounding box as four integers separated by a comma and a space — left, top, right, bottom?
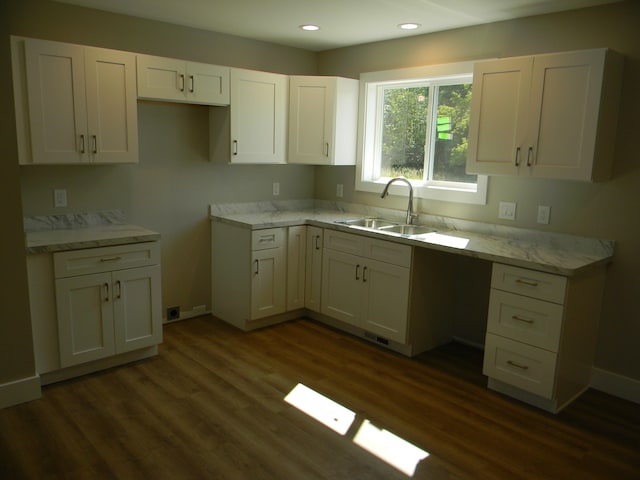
356, 61, 488, 205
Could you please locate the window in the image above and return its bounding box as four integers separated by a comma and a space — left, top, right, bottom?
357, 62, 487, 204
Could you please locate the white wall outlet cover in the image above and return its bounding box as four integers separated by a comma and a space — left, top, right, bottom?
53, 189, 67, 208
537, 205, 551, 224
498, 201, 516, 220
336, 184, 344, 198
272, 182, 280, 196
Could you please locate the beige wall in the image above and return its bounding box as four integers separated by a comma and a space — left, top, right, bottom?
317, 1, 640, 379
3, 0, 640, 395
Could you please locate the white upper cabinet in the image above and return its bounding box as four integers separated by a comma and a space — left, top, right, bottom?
136, 54, 229, 105
467, 49, 623, 181
16, 38, 138, 165
229, 68, 288, 164
288, 76, 358, 165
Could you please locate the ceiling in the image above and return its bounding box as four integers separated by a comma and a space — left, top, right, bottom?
54, 0, 621, 51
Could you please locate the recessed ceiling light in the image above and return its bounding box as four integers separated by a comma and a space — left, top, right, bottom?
398, 23, 421, 30
299, 24, 320, 31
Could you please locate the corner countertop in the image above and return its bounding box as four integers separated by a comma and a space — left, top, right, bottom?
209, 200, 614, 276
24, 211, 160, 254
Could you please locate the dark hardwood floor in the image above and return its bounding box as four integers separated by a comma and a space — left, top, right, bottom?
1, 316, 638, 479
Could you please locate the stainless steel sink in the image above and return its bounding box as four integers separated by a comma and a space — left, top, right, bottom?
336, 218, 398, 229
378, 224, 436, 236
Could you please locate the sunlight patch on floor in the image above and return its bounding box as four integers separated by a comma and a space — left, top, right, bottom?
285, 383, 429, 477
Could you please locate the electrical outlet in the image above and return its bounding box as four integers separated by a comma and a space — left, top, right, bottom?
53, 189, 67, 208
498, 201, 516, 221
272, 182, 280, 196
537, 205, 551, 224
336, 184, 344, 198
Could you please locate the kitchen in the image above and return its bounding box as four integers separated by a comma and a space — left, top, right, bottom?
1, 0, 639, 476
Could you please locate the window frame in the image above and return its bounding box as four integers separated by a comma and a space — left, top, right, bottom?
357, 61, 488, 205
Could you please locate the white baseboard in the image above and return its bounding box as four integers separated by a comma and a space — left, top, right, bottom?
0, 375, 41, 409
591, 367, 640, 404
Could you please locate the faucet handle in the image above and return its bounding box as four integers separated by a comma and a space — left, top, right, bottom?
408, 213, 419, 225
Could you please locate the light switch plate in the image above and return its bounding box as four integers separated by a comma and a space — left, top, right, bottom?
498, 201, 516, 220
54, 189, 67, 208
537, 205, 551, 224
272, 182, 280, 196
336, 184, 344, 198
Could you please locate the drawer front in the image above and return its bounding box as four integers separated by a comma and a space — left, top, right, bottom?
491, 263, 567, 304
364, 238, 412, 267
54, 242, 160, 278
252, 228, 284, 250
487, 289, 564, 351
483, 333, 557, 399
323, 229, 364, 256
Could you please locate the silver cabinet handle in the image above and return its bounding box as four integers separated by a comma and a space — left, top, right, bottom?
92, 135, 98, 154
115, 280, 122, 299
507, 360, 529, 370
103, 283, 109, 302
314, 235, 320, 250
512, 315, 534, 324
362, 266, 368, 283
179, 73, 185, 92
99, 256, 122, 263
516, 278, 539, 287
324, 142, 329, 157
527, 146, 534, 166
514, 146, 521, 166
189, 75, 195, 93
254, 259, 259, 275
79, 134, 86, 154
233, 140, 238, 156
355, 264, 360, 280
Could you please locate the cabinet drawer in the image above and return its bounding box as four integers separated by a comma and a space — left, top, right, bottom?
364, 238, 411, 268
252, 228, 284, 250
491, 263, 567, 304
483, 333, 557, 399
54, 242, 160, 278
487, 289, 564, 351
323, 229, 364, 256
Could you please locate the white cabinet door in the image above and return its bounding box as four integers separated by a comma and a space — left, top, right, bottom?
466, 57, 532, 176
23, 39, 138, 164
251, 247, 286, 319
25, 40, 88, 164
287, 226, 307, 311
289, 76, 358, 165
136, 55, 230, 105
361, 258, 410, 344
321, 249, 362, 327
56, 272, 115, 367
230, 68, 287, 164
305, 227, 323, 312
85, 47, 138, 164
113, 265, 162, 353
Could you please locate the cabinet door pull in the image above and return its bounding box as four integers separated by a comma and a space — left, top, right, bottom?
507, 360, 529, 370
527, 146, 534, 166
355, 264, 360, 280
362, 266, 368, 283
179, 73, 185, 92
103, 283, 109, 302
314, 235, 320, 250
99, 256, 122, 263
516, 278, 539, 287
254, 259, 259, 275
189, 75, 195, 93
233, 140, 238, 156
79, 134, 86, 154
512, 315, 534, 324
514, 146, 521, 166
115, 280, 122, 299
324, 142, 329, 157
258, 235, 276, 243
92, 135, 98, 154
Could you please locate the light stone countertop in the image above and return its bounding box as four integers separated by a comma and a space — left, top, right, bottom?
24, 210, 160, 254
210, 200, 614, 276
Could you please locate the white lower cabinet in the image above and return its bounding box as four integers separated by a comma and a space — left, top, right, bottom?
54, 243, 162, 368
321, 229, 411, 344
251, 229, 286, 319
483, 263, 606, 412
287, 226, 307, 311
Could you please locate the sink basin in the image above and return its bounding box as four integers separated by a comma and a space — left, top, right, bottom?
336, 218, 398, 229
378, 224, 436, 236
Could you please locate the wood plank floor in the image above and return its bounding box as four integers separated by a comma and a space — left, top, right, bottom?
1, 316, 639, 479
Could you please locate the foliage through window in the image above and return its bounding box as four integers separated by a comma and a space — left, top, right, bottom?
358, 63, 487, 205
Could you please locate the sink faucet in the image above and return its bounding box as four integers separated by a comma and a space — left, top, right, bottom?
380, 177, 417, 225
